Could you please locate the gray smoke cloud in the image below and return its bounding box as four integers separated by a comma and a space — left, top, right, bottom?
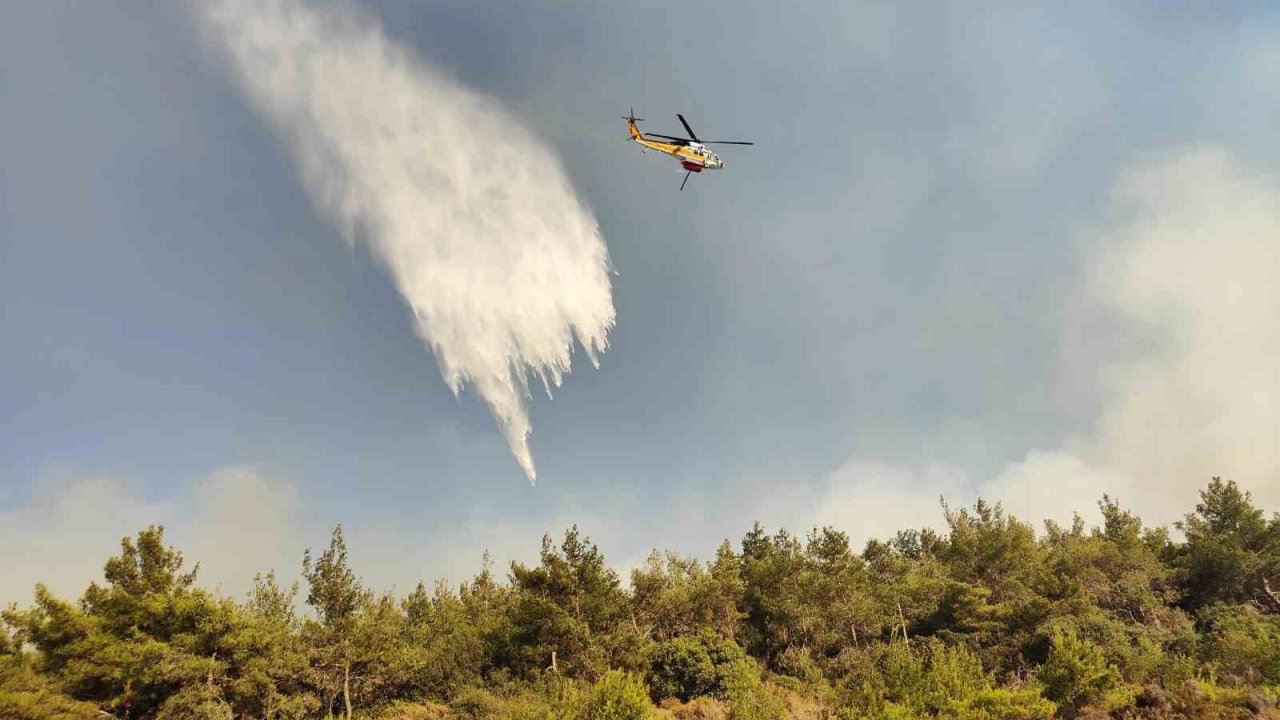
195, 0, 616, 481
985, 148, 1280, 523
809, 147, 1280, 538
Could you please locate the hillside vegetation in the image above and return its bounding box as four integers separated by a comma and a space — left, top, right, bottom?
4, 477, 1280, 719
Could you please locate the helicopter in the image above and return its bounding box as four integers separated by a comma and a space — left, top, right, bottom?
623, 109, 754, 190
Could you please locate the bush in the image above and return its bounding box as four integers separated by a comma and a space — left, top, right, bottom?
918, 642, 990, 711
0, 661, 102, 720
647, 631, 754, 703
774, 646, 822, 684
720, 659, 783, 720
447, 685, 559, 720
940, 687, 1056, 720
1135, 684, 1170, 711
1155, 653, 1198, 690
1197, 604, 1280, 685
836, 702, 925, 720
659, 696, 730, 720
870, 640, 992, 716
1035, 612, 1168, 685
376, 700, 451, 720
1037, 630, 1118, 717
447, 686, 505, 719
649, 635, 719, 701
575, 670, 654, 720
878, 643, 927, 710
832, 647, 888, 717
769, 681, 828, 720
154, 684, 233, 720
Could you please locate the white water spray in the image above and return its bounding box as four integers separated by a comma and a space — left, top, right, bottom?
195, 0, 615, 481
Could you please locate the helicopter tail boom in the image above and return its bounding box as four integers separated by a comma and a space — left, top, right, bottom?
622, 107, 644, 141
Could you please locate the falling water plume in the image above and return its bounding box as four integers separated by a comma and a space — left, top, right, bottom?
195, 0, 616, 481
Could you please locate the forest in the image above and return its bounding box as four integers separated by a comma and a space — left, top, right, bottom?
3, 477, 1279, 720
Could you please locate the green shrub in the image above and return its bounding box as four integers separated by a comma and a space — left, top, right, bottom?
1036, 612, 1169, 685
840, 686, 1058, 720
1155, 653, 1198, 690
940, 687, 1056, 720
870, 640, 992, 716
448, 686, 506, 719
154, 684, 233, 720
720, 659, 783, 720
576, 670, 654, 720
1036, 629, 1118, 717
878, 643, 926, 710
648, 635, 719, 701
774, 646, 822, 684
448, 685, 560, 720
832, 647, 888, 717
836, 702, 925, 720
0, 661, 102, 720
1197, 604, 1280, 685
658, 695, 730, 719
646, 631, 754, 703
919, 642, 990, 711
375, 700, 451, 720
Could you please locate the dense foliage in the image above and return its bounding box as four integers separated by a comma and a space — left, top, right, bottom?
4, 477, 1280, 719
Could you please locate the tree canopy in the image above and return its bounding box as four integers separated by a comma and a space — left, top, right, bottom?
4, 478, 1279, 719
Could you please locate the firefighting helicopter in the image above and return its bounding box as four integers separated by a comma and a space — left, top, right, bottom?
623, 109, 754, 190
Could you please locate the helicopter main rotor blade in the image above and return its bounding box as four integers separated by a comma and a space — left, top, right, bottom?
700, 140, 754, 145
676, 114, 701, 142
644, 133, 691, 144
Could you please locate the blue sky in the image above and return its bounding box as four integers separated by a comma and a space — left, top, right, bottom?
3, 1, 1279, 604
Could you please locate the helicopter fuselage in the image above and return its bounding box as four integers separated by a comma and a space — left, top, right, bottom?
638, 137, 723, 171
626, 118, 723, 170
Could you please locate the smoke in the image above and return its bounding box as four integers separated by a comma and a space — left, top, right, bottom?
194, 0, 615, 481
1076, 148, 1280, 515
813, 147, 1280, 538
0, 468, 303, 607
970, 148, 1280, 528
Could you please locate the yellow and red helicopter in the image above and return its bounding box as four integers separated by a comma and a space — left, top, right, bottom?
623, 109, 754, 190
